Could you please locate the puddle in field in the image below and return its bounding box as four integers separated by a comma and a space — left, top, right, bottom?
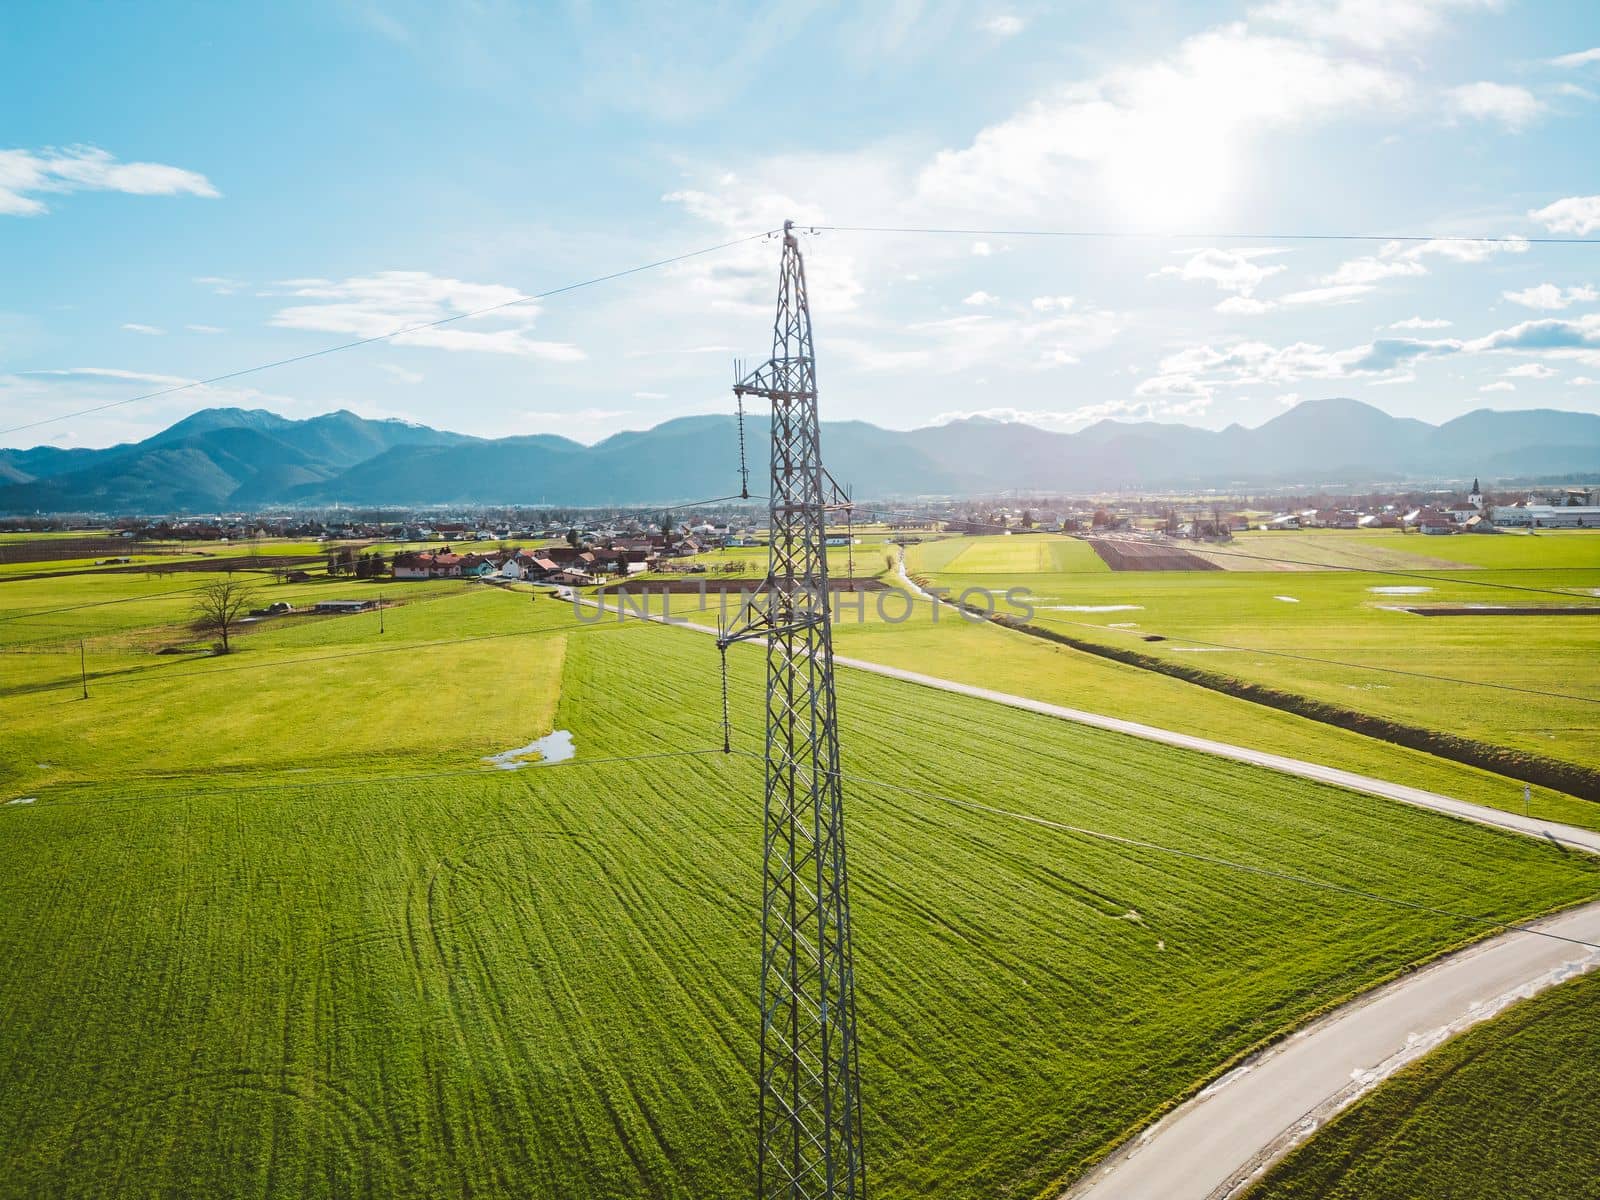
483, 730, 576, 770
1273, 595, 1300, 603
1368, 586, 1433, 595
6, 797, 36, 806
1043, 604, 1144, 613
1109, 622, 1140, 628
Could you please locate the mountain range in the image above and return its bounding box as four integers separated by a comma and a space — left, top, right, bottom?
2, 399, 1597, 513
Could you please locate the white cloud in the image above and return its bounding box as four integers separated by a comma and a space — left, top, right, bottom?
963, 290, 1000, 306
377, 363, 424, 384
632, 391, 669, 400
1504, 363, 1556, 379
661, 182, 866, 315
936, 396, 1208, 430
1463, 312, 1600, 357
917, 27, 1407, 222
1550, 48, 1600, 69
194, 276, 244, 295
980, 14, 1026, 36
1156, 248, 1287, 295
1390, 316, 1451, 329
121, 322, 165, 335
24, 366, 191, 386
1324, 256, 1427, 285
1282, 283, 1374, 305
1252, 0, 1501, 52
837, 304, 1120, 375
1398, 236, 1529, 263
1276, 391, 1302, 406
1529, 195, 1600, 236
1031, 295, 1075, 312
270, 271, 585, 361
971, 241, 993, 256
1573, 376, 1600, 385
1447, 81, 1544, 130
1480, 380, 1515, 392
1135, 373, 1216, 401
0, 145, 218, 216
185, 324, 225, 334
1215, 295, 1278, 315
1504, 283, 1598, 310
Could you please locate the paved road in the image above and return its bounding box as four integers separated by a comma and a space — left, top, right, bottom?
579, 590, 1600, 1198
577, 593, 1600, 854
827, 655, 1600, 854
1062, 900, 1600, 1200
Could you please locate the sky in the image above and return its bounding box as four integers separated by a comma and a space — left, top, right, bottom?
3, 0, 1599, 450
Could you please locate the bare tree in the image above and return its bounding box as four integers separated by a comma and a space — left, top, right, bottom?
192, 575, 257, 653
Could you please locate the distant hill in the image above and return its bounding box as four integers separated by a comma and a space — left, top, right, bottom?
1, 398, 1597, 512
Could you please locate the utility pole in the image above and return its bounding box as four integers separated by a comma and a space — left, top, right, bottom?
79, 639, 88, 700
719, 220, 866, 1199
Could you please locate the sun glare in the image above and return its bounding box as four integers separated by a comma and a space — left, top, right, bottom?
1104, 109, 1234, 229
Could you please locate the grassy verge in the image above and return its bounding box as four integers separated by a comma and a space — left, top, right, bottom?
1244, 967, 1600, 1200
998, 614, 1600, 801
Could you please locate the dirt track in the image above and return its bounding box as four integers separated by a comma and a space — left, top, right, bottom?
1083, 536, 1221, 571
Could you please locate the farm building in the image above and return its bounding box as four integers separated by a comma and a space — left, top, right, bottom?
314, 599, 377, 613
1492, 504, 1600, 528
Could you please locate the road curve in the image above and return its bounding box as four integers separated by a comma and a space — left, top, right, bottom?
1061, 900, 1600, 1200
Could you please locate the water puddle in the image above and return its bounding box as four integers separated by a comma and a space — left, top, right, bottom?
1368, 586, 1433, 595
6, 797, 37, 806
483, 730, 576, 770
1043, 604, 1144, 613
1273, 596, 1300, 603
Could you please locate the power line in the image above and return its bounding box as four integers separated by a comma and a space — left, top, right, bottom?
0, 230, 779, 440
657, 492, 770, 512
810, 224, 1600, 246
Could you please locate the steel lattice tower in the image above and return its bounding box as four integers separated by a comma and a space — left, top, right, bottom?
719, 220, 866, 1200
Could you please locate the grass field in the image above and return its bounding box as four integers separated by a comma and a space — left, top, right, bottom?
649, 567, 1600, 830
5, 567, 1600, 1197
1246, 967, 1600, 1200
907, 530, 1600, 774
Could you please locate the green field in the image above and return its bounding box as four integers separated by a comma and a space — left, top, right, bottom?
1246, 967, 1600, 1200
907, 531, 1600, 776
6, 564, 1600, 1197
637, 572, 1600, 831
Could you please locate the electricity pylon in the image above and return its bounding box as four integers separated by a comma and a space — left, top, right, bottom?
718, 220, 866, 1199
